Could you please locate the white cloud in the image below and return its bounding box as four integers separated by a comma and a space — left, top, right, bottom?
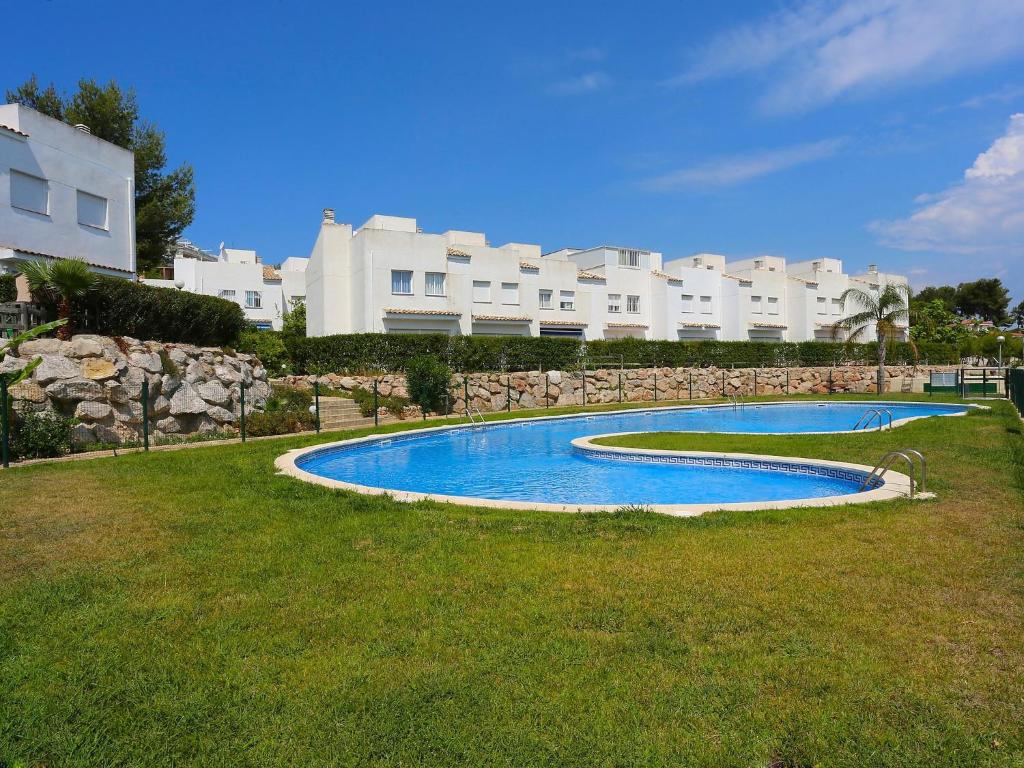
641, 138, 844, 190
871, 113, 1024, 255
547, 71, 611, 95
672, 0, 1024, 113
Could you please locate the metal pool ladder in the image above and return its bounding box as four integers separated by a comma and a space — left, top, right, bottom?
729, 393, 744, 410
464, 406, 484, 425
852, 408, 894, 431
859, 449, 926, 497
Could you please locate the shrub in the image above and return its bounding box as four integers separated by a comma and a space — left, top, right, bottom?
10, 411, 74, 460
71, 277, 247, 346
245, 385, 314, 436
287, 333, 960, 374
0, 273, 17, 303
406, 355, 452, 414
237, 329, 292, 374
349, 386, 411, 419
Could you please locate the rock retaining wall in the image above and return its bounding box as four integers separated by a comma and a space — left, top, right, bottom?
2, 335, 270, 446
276, 364, 957, 414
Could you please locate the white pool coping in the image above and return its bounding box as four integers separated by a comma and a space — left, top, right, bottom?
274, 399, 969, 517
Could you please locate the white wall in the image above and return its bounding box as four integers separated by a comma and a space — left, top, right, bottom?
0, 104, 135, 276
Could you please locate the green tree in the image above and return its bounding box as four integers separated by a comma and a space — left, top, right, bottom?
0, 273, 17, 304
405, 355, 452, 416
913, 285, 957, 313
1009, 300, 1024, 329
19, 259, 98, 340
6, 76, 195, 274
835, 283, 911, 394
954, 278, 1010, 324
910, 299, 970, 346
281, 298, 307, 339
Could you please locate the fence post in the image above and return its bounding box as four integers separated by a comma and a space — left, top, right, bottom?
582, 368, 587, 406
618, 372, 623, 403
688, 371, 693, 400
654, 368, 658, 402
239, 382, 247, 443
506, 375, 511, 412
141, 378, 150, 451
1, 374, 9, 469
314, 380, 321, 433
721, 369, 726, 397
828, 369, 834, 395
545, 375, 550, 408
753, 370, 757, 398
373, 379, 379, 427
785, 370, 790, 396
983, 368, 988, 399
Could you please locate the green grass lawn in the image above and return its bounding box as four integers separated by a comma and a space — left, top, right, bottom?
1, 394, 1022, 767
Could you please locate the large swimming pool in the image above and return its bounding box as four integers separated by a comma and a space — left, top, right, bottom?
283, 401, 970, 512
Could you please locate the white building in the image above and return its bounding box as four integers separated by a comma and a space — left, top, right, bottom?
144, 243, 308, 330
305, 210, 910, 343
0, 103, 136, 287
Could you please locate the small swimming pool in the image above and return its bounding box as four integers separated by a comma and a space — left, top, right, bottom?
279, 401, 971, 514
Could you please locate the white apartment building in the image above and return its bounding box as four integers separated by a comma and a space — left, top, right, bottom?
305, 210, 910, 343
0, 103, 136, 289
144, 243, 308, 330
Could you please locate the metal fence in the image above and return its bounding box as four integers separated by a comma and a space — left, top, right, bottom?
1009, 368, 1024, 416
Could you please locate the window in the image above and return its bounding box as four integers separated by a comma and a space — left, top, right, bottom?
76, 190, 108, 229
831, 298, 843, 316
816, 297, 827, 315
618, 249, 642, 268
245, 290, 261, 309
10, 171, 48, 215
218, 289, 236, 299
699, 295, 712, 314
501, 282, 519, 305
608, 293, 621, 313
751, 295, 763, 314
425, 272, 445, 296
559, 290, 575, 310
626, 295, 640, 313
539, 289, 552, 309
767, 296, 779, 315
391, 270, 413, 295
472, 280, 491, 303
681, 294, 694, 313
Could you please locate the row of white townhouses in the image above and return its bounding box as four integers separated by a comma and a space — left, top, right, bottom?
305, 210, 909, 342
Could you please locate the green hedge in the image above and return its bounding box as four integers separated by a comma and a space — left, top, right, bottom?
72, 277, 247, 346
0, 273, 17, 303
288, 333, 960, 374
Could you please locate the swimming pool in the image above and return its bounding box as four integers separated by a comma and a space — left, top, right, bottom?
278, 401, 972, 515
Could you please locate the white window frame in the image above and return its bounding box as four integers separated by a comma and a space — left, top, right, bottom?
626, 294, 640, 314
816, 297, 828, 315
607, 293, 621, 313
425, 271, 446, 297
391, 270, 413, 295
501, 282, 519, 305
751, 295, 763, 314
10, 170, 49, 215
472, 280, 491, 303
831, 298, 843, 316
699, 295, 712, 314
618, 249, 641, 268
767, 296, 779, 316
76, 189, 108, 230
681, 294, 694, 313
218, 289, 236, 299
245, 290, 261, 309
559, 290, 575, 311
538, 289, 552, 309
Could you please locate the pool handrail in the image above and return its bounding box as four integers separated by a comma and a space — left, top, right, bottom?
853, 408, 894, 431
859, 449, 926, 497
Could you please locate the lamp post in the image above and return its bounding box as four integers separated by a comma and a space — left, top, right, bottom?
174, 279, 184, 290
997, 335, 1005, 368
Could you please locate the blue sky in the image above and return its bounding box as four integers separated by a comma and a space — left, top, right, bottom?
6, 0, 1024, 302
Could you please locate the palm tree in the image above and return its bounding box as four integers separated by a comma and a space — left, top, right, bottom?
834, 282, 912, 394
19, 259, 98, 340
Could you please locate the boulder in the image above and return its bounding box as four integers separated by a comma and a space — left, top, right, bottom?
81, 358, 119, 381
120, 368, 146, 399
114, 401, 144, 425
45, 377, 105, 402
18, 338, 63, 356
34, 354, 80, 384
105, 380, 128, 403
197, 380, 230, 406
168, 347, 190, 366
67, 336, 104, 358
161, 374, 182, 396
155, 416, 182, 434
152, 395, 172, 417
129, 351, 163, 374
0, 355, 28, 375
9, 380, 48, 403
71, 423, 97, 447
207, 405, 236, 423
169, 383, 208, 416
214, 364, 241, 384
546, 370, 562, 385
185, 360, 213, 384
74, 401, 113, 421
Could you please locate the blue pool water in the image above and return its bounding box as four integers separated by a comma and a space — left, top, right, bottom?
295, 402, 969, 506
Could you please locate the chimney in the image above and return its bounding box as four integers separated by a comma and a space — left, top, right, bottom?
73, 124, 91, 135
322, 208, 335, 224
